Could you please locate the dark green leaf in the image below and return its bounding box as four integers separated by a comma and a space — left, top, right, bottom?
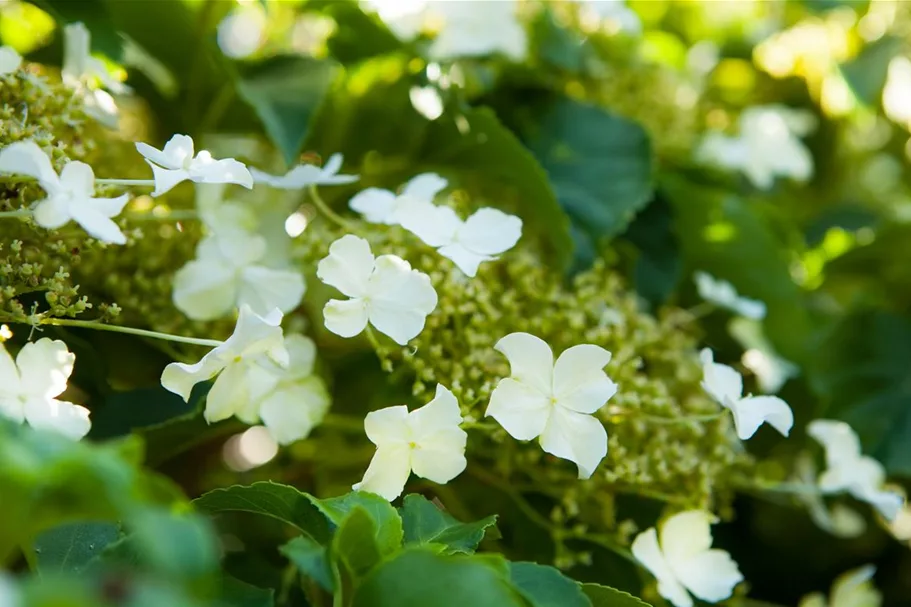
622, 195, 681, 307
319, 491, 403, 555
314, 0, 405, 65
33, 522, 120, 574
508, 562, 591, 607
88, 385, 202, 440
581, 584, 653, 607
219, 576, 275, 607
840, 36, 903, 106
280, 536, 334, 592
194, 482, 332, 544
400, 494, 497, 554
129, 509, 219, 579
532, 8, 586, 73
352, 548, 526, 607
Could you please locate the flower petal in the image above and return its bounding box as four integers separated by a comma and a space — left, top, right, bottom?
324, 299, 369, 338
367, 255, 438, 345
172, 258, 238, 321
0, 342, 21, 398
859, 487, 904, 521
699, 349, 743, 405
401, 173, 447, 200
349, 188, 399, 224
456, 208, 522, 256
409, 384, 463, 435
436, 243, 490, 277
363, 405, 410, 447
411, 427, 466, 485
260, 378, 331, 445
281, 334, 318, 380
730, 395, 793, 440
58, 161, 96, 198
24, 398, 91, 440
397, 200, 462, 247
223, 305, 288, 366
539, 406, 607, 479
353, 445, 412, 501
485, 378, 551, 440
0, 46, 22, 75
316, 234, 374, 298
631, 527, 693, 607
238, 265, 306, 316
0, 140, 60, 193
161, 353, 226, 402
16, 338, 74, 400
204, 361, 252, 423
160, 134, 196, 166
494, 332, 553, 395
807, 419, 863, 467
673, 550, 743, 603
0, 396, 24, 424
68, 202, 128, 244
32, 197, 71, 229
146, 162, 190, 197
660, 510, 716, 563
189, 156, 254, 189
553, 344, 616, 414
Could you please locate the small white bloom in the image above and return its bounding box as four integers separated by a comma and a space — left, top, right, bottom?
631, 510, 744, 607
135, 134, 254, 197
694, 272, 766, 320
173, 229, 305, 321
0, 140, 130, 244
161, 305, 289, 424
250, 154, 359, 190
795, 454, 866, 539
398, 201, 522, 277
696, 104, 815, 189
0, 338, 90, 440
700, 348, 793, 440
485, 332, 616, 479
0, 46, 22, 76
799, 565, 881, 607
581, 0, 642, 34
62, 22, 128, 94
349, 173, 447, 225
807, 419, 904, 521
316, 235, 438, 345
354, 384, 466, 501
428, 1, 527, 61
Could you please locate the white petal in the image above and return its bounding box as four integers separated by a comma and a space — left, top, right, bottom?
732, 296, 767, 321
85, 193, 130, 219
397, 200, 462, 247
316, 234, 374, 298
411, 427, 466, 485
436, 243, 490, 277
235, 361, 285, 425
363, 404, 410, 446
62, 22, 91, 84
552, 344, 616, 414
0, 140, 60, 193
238, 265, 306, 316
136, 137, 187, 170
353, 445, 412, 501
494, 332, 554, 395
324, 298, 369, 338
16, 338, 74, 400
223, 304, 288, 366
260, 378, 330, 445
699, 349, 743, 405
366, 255, 438, 345
58, 161, 96, 198
349, 188, 399, 224
0, 396, 24, 424
807, 419, 863, 467
32, 197, 71, 229
860, 488, 904, 521
204, 361, 252, 423
172, 258, 238, 321
456, 208, 522, 256
23, 398, 91, 440
401, 173, 447, 200
189, 155, 254, 189
146, 162, 190, 197
0, 343, 21, 397
282, 334, 317, 379
730, 395, 793, 440
660, 510, 715, 564
631, 528, 693, 607
0, 46, 22, 75
673, 550, 743, 603
161, 353, 226, 402
68, 201, 128, 244
539, 406, 607, 479
485, 378, 552, 441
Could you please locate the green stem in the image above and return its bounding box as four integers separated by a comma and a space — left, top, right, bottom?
309, 185, 359, 232
30, 318, 222, 347
96, 178, 156, 187
0, 209, 30, 218
749, 482, 827, 497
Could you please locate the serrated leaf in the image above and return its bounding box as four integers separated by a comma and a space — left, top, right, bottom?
280, 536, 334, 592
318, 492, 403, 555
508, 562, 591, 607
581, 584, 653, 607
33, 522, 120, 574
331, 506, 389, 580
400, 494, 497, 554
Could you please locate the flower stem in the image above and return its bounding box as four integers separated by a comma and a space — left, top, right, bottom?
34, 318, 222, 347
749, 482, 827, 497
0, 209, 30, 219
309, 184, 358, 232
96, 178, 156, 187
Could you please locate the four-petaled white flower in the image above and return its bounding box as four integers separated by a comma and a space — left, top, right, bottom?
0, 46, 22, 76
398, 201, 523, 277
250, 154, 358, 190
316, 234, 438, 345
0, 140, 130, 244
136, 134, 254, 197
354, 384, 467, 501
173, 229, 305, 321
700, 348, 793, 440
485, 332, 617, 479
798, 565, 881, 607
0, 338, 90, 440
807, 419, 904, 521
161, 305, 289, 424
349, 173, 447, 225
694, 272, 766, 320
696, 104, 815, 190
631, 510, 744, 607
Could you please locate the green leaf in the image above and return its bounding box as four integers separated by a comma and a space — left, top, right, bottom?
219, 576, 275, 607
508, 562, 591, 607
319, 492, 403, 555
194, 482, 332, 544
236, 56, 339, 167
280, 536, 334, 592
129, 509, 219, 579
313, 0, 405, 65
352, 548, 526, 607
400, 494, 497, 554
88, 385, 202, 440
621, 195, 681, 308
581, 584, 653, 607
33, 522, 120, 574
840, 35, 903, 106
331, 506, 389, 580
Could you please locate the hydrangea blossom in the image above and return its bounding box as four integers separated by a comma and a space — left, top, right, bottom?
0, 338, 90, 440
354, 384, 466, 501
161, 306, 289, 424
250, 154, 358, 190
0, 46, 22, 75
700, 349, 793, 440
172, 229, 305, 321
807, 419, 904, 521
485, 332, 617, 479
798, 565, 880, 607
136, 134, 254, 197
349, 173, 447, 225
316, 235, 438, 345
631, 510, 744, 607
0, 140, 130, 244
696, 104, 815, 189
398, 202, 523, 277
694, 272, 766, 320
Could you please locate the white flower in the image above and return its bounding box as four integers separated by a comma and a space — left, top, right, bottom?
485, 332, 617, 479
0, 140, 130, 244
354, 384, 466, 501
0, 46, 22, 76
696, 104, 815, 189
631, 510, 744, 607
794, 454, 866, 539
62, 22, 129, 94
700, 348, 793, 440
173, 229, 305, 321
0, 338, 90, 440
349, 173, 447, 225
250, 154, 359, 190
316, 235, 438, 345
161, 305, 289, 424
694, 272, 766, 320
398, 202, 522, 277
428, 1, 527, 61
799, 565, 881, 607
136, 134, 254, 197
807, 419, 904, 521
